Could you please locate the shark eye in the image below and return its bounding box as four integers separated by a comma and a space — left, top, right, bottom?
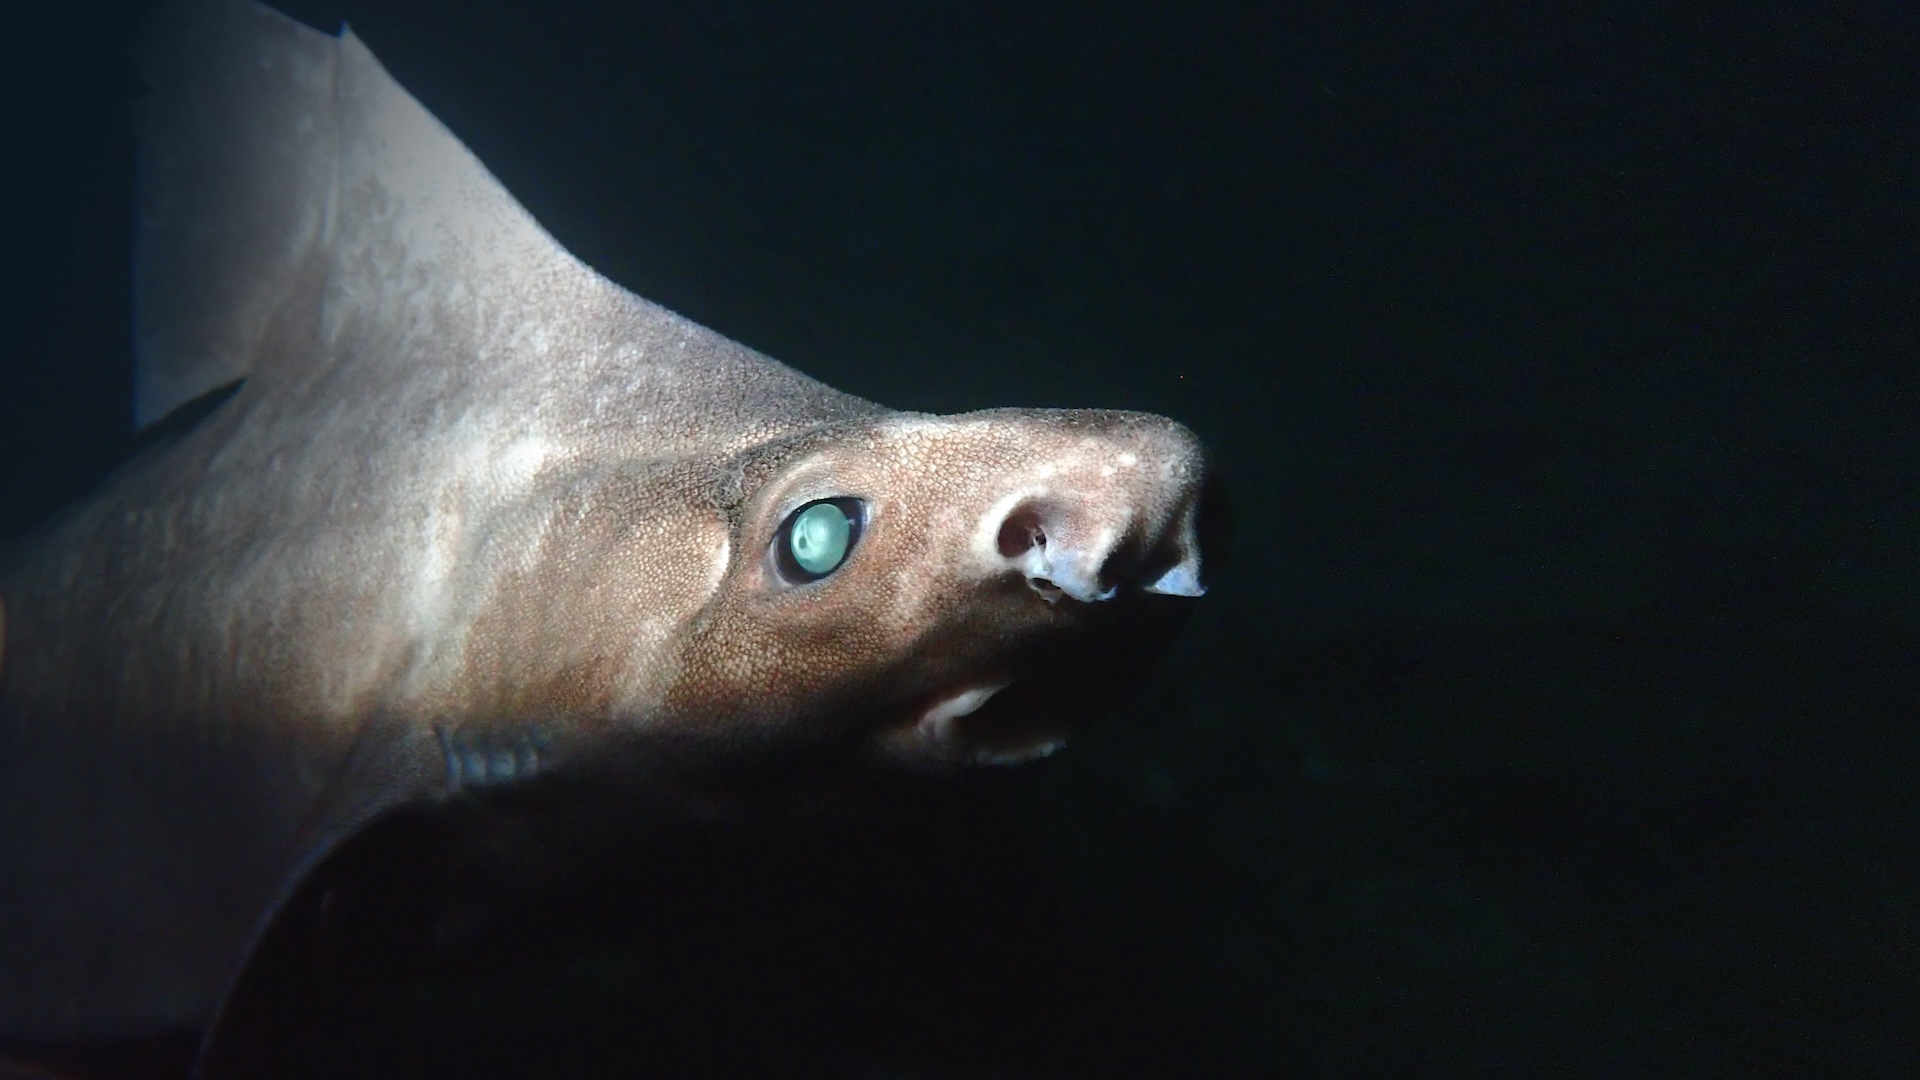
774, 498, 864, 583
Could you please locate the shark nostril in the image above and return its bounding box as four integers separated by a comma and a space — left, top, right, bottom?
996, 505, 1047, 557
993, 498, 1121, 603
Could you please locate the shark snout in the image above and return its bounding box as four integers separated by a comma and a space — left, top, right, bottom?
986, 430, 1224, 605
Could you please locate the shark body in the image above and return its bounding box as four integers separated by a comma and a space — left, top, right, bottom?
0, 2, 1220, 1070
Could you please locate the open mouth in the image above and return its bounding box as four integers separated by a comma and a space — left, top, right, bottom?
869, 593, 1193, 768
876, 676, 1070, 766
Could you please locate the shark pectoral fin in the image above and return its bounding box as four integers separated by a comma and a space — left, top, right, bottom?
193, 841, 359, 1079
193, 814, 395, 1080
195, 793, 560, 1077
193, 720, 439, 1078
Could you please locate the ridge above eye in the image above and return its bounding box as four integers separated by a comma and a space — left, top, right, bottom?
773, 497, 864, 583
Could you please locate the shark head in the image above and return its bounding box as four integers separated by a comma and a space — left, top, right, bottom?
658, 407, 1222, 767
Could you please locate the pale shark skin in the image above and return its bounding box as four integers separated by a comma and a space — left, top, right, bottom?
0, 0, 1217, 1058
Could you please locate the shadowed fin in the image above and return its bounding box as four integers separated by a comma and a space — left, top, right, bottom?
133, 0, 338, 428
132, 0, 590, 429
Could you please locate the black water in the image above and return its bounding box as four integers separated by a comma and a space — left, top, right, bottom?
5, 1, 1915, 1077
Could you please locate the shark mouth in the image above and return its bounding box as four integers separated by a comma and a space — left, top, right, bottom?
876, 677, 1068, 766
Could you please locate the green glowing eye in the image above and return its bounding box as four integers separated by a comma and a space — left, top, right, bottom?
776, 498, 862, 582
789, 502, 851, 574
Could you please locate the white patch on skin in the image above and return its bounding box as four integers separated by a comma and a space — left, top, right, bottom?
610, 505, 733, 723
410, 428, 549, 613
1117, 451, 1139, 468
491, 434, 550, 488
695, 528, 731, 599
408, 501, 460, 627
398, 425, 563, 701
396, 499, 470, 704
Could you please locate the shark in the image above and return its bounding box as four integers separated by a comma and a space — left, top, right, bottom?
0, 0, 1222, 1073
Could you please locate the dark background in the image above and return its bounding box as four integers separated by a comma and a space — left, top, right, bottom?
4, 1, 1916, 1077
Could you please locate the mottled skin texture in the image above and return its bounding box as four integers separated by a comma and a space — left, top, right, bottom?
0, 0, 1216, 1064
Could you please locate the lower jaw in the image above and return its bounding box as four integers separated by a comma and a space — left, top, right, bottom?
872, 675, 1076, 768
